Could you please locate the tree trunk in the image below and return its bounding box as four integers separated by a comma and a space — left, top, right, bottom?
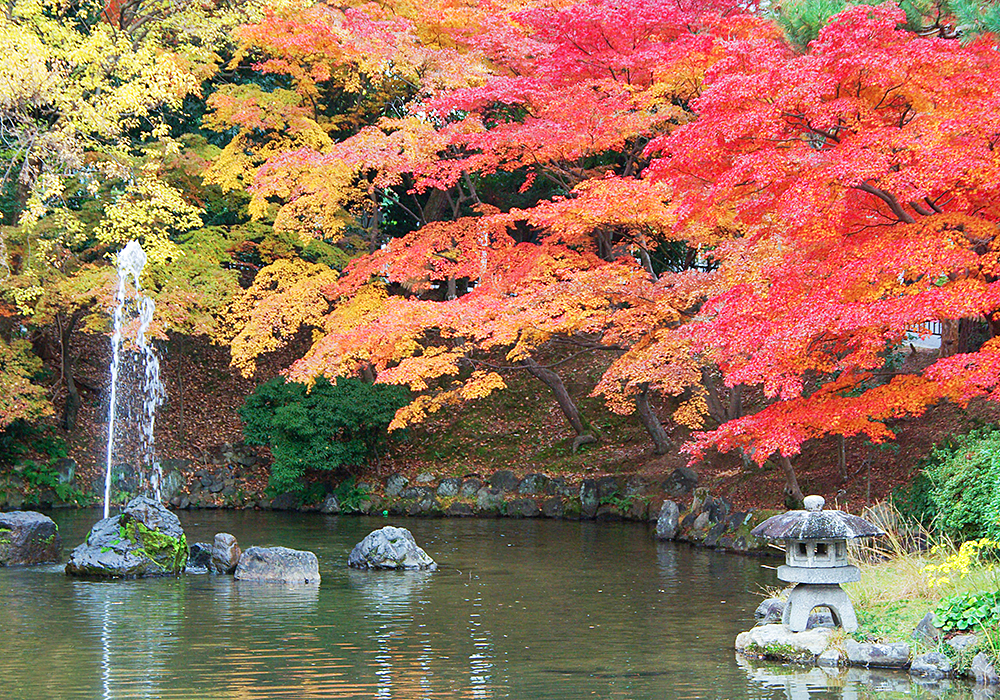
702, 367, 743, 424
366, 189, 381, 253
361, 363, 376, 384
173, 334, 186, 442
635, 238, 656, 278
988, 312, 1000, 339
519, 358, 588, 436
635, 385, 672, 455
727, 384, 743, 422
939, 319, 959, 358
59, 310, 83, 431
779, 454, 805, 509
837, 434, 847, 483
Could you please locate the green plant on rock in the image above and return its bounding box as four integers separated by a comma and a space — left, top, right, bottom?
15, 459, 92, 507
240, 376, 411, 493
118, 518, 188, 572
333, 477, 370, 512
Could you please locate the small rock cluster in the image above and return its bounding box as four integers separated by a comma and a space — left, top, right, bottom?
8, 507, 435, 588
737, 600, 1000, 686
188, 533, 243, 574
161, 447, 259, 509
654, 487, 773, 555
188, 534, 320, 584
232, 467, 702, 520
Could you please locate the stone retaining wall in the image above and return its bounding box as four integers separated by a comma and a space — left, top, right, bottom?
252, 468, 778, 557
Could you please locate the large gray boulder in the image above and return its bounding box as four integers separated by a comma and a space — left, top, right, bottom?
0, 511, 61, 565
234, 546, 320, 584
65, 496, 188, 578
348, 526, 437, 570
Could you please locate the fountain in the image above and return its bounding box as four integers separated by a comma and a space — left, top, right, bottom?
103, 240, 165, 518
65, 241, 187, 578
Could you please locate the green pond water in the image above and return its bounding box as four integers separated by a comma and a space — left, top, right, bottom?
0, 510, 982, 699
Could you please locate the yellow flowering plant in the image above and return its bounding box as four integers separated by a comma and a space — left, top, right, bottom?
924, 538, 999, 589
924, 539, 1000, 633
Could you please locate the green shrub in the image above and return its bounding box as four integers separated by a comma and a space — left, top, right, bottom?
0, 419, 62, 466
332, 477, 370, 511
935, 590, 1000, 633
921, 427, 1000, 540
890, 471, 936, 528
240, 376, 410, 493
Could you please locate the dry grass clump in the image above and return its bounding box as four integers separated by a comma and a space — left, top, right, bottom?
847, 502, 939, 607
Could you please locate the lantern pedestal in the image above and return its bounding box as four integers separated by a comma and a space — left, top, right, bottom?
782, 583, 859, 632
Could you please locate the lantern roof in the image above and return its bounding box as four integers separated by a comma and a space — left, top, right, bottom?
751, 495, 885, 541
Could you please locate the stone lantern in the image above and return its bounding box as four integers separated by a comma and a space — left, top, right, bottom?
751, 495, 884, 632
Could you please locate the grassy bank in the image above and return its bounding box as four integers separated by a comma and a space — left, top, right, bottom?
843, 510, 1000, 675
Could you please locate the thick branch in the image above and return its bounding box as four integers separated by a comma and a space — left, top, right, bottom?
635, 385, 672, 455
854, 182, 916, 224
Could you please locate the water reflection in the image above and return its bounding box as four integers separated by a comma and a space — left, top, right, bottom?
72, 579, 183, 700
7, 511, 992, 699
228, 577, 320, 616
739, 655, 990, 700
347, 569, 433, 611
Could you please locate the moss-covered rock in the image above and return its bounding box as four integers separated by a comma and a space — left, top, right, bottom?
65, 496, 188, 578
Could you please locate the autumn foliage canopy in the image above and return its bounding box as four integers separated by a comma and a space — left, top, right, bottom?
5, 0, 1000, 501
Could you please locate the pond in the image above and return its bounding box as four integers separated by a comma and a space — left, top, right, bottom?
0, 510, 982, 699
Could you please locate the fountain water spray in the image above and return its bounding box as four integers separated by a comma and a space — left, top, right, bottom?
103, 241, 165, 518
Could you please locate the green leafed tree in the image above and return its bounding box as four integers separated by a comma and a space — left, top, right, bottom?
239, 376, 411, 493
772, 0, 1000, 49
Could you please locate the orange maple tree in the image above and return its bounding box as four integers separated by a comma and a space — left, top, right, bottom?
221, 0, 759, 450
641, 3, 1000, 499
218, 0, 1000, 501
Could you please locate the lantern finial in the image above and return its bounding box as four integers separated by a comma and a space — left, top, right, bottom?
803, 495, 825, 512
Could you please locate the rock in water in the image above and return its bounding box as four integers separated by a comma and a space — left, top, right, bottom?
0, 511, 61, 565
655, 500, 680, 540
210, 533, 241, 574
348, 526, 437, 570
65, 496, 188, 578
187, 542, 213, 572
234, 546, 320, 584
